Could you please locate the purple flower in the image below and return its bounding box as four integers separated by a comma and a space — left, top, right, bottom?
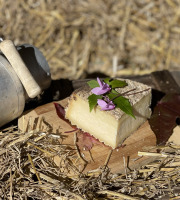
97, 97, 115, 111
91, 77, 111, 95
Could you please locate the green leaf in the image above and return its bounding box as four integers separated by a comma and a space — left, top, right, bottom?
107, 92, 118, 100
107, 92, 135, 118
88, 94, 102, 112
104, 78, 127, 89
113, 96, 135, 118
111, 89, 119, 94
104, 78, 111, 85
87, 80, 99, 88
110, 80, 127, 88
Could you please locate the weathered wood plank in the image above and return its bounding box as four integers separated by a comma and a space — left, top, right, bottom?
19, 99, 157, 174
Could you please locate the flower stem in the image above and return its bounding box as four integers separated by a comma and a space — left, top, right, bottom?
111, 88, 150, 101
111, 88, 136, 101
124, 88, 150, 96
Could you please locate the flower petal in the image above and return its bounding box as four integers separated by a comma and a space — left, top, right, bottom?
97, 99, 107, 108
103, 85, 111, 93
91, 87, 102, 95
91, 87, 110, 95
102, 83, 111, 92
99, 88, 110, 95
102, 83, 109, 89
97, 77, 103, 88
107, 103, 115, 110
101, 104, 115, 110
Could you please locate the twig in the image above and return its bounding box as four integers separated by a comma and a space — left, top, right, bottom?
28, 153, 42, 184
144, 157, 167, 180
124, 88, 151, 96
103, 149, 113, 170
27, 142, 53, 157
111, 88, 136, 101
123, 156, 128, 179
30, 168, 59, 184
9, 169, 13, 200
7, 131, 35, 148
74, 132, 88, 165
138, 151, 180, 159
97, 190, 138, 200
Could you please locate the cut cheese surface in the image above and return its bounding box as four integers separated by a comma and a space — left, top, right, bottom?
65, 79, 152, 149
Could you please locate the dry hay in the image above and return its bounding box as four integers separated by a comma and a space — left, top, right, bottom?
0, 0, 180, 80
1, 118, 180, 200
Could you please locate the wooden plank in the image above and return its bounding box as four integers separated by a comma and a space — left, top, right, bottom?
151, 70, 180, 93
19, 98, 157, 175
18, 70, 180, 175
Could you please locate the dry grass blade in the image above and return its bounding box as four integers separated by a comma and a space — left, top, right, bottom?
74, 132, 88, 166
1, 122, 180, 199
27, 142, 54, 157
7, 130, 35, 148
28, 153, 42, 184
97, 190, 138, 200
0, 0, 179, 80
103, 149, 113, 170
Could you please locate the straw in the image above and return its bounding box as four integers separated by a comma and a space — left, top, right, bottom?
0, 0, 179, 80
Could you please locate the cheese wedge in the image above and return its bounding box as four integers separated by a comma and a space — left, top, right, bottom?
65, 79, 151, 149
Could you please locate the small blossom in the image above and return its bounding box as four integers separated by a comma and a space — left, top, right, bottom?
91, 77, 111, 95
97, 97, 115, 111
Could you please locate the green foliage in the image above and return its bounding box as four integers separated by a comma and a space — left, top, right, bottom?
88, 94, 102, 112
107, 93, 135, 118
104, 78, 127, 88
103, 78, 111, 85
113, 96, 135, 118
107, 92, 118, 100
111, 89, 119, 94
87, 80, 99, 88
87, 78, 135, 118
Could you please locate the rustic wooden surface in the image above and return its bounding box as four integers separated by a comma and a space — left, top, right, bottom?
19, 98, 157, 175
18, 70, 180, 175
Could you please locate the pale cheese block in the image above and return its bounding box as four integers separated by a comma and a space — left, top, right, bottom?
65, 79, 152, 149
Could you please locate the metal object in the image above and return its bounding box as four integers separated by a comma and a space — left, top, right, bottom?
0, 41, 51, 127
16, 44, 51, 93
0, 54, 25, 127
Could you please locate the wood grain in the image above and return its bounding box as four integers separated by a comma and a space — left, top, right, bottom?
18, 98, 157, 174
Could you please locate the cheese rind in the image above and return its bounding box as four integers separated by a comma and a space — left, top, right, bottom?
65, 79, 151, 148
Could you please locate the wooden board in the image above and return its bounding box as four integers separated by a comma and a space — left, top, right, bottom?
18, 98, 157, 175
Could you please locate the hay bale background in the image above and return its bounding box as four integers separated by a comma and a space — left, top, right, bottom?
0, 0, 180, 79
